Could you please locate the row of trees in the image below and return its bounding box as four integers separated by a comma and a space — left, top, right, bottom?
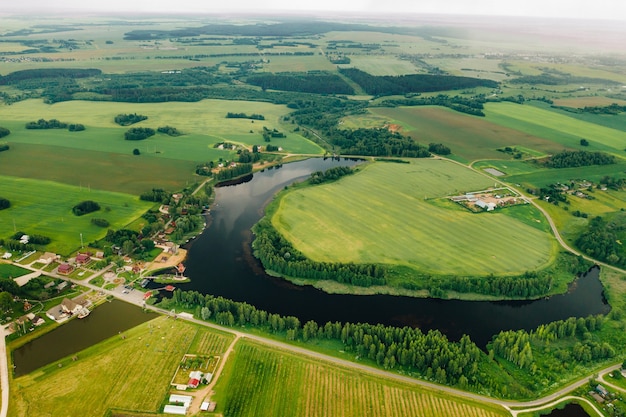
339, 68, 497, 96
226, 112, 265, 120
544, 150, 615, 168
160, 288, 485, 388
246, 72, 355, 95
381, 94, 487, 116
309, 166, 354, 184
10, 232, 50, 245
214, 163, 253, 181
252, 218, 386, 287
25, 118, 67, 129
157, 125, 182, 136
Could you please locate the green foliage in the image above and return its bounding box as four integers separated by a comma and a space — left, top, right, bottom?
215, 163, 253, 181
68, 124, 85, 132
156, 125, 182, 136
331, 128, 431, 157
0, 197, 9, 210
91, 218, 110, 228
340, 67, 498, 96
544, 150, 615, 168
0, 68, 101, 85
139, 188, 168, 202
124, 127, 155, 140
428, 143, 452, 155
72, 200, 100, 216
225, 112, 265, 120
132, 148, 140, 155
309, 166, 353, 184
576, 214, 626, 268
25, 119, 68, 129
114, 113, 148, 126
0, 127, 10, 138
237, 149, 260, 163
0, 143, 8, 152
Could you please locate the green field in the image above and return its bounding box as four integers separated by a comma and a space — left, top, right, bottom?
272, 160, 556, 276
0, 99, 323, 158
8, 316, 234, 417
213, 339, 508, 417
347, 106, 566, 162
484, 102, 626, 155
0, 263, 30, 278
0, 176, 153, 255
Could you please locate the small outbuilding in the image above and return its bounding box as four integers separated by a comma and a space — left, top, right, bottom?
163, 404, 188, 415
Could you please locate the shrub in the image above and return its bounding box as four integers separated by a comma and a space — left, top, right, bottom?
91, 218, 110, 227
0, 127, 10, 138
125, 127, 155, 141
72, 200, 100, 216
0, 197, 10, 210
133, 148, 141, 155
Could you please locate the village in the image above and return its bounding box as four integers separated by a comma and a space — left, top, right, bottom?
449, 186, 529, 212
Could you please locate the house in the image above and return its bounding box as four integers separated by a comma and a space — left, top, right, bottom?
57, 263, 74, 275
19, 235, 29, 244
1, 252, 11, 260
75, 253, 91, 264
36, 252, 58, 264
188, 370, 203, 388
31, 315, 45, 326
61, 298, 83, 315
596, 384, 609, 397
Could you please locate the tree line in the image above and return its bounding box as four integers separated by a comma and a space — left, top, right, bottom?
225, 112, 265, 120
25, 118, 67, 129
252, 218, 386, 287
215, 163, 253, 181
339, 68, 498, 96
246, 72, 355, 95
309, 166, 354, 184
330, 128, 431, 157
543, 150, 615, 168
0, 68, 101, 85
159, 288, 486, 390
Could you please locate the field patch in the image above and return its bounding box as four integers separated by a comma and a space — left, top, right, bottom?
0, 176, 153, 255
0, 263, 31, 278
272, 160, 555, 276
213, 339, 508, 417
366, 106, 562, 162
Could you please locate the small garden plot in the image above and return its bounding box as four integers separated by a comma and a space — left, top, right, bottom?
171, 354, 219, 387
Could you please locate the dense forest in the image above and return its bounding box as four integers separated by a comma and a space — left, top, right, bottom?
331, 128, 431, 157
543, 150, 616, 168
0, 68, 101, 85
576, 214, 626, 268
246, 72, 355, 95
339, 68, 498, 96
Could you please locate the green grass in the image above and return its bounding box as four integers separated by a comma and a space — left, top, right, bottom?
342, 55, 419, 75
272, 160, 556, 276
485, 102, 626, 156
212, 339, 508, 417
0, 263, 31, 278
505, 161, 626, 189
0, 176, 153, 255
9, 316, 197, 417
0, 99, 323, 159
361, 106, 565, 162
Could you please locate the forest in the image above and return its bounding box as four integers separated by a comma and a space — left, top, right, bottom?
543, 150, 616, 168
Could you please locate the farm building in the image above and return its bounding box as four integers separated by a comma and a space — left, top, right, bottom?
2, 253, 12, 259
188, 370, 203, 388
201, 401, 216, 412
163, 405, 188, 415
166, 394, 192, 414
75, 253, 91, 264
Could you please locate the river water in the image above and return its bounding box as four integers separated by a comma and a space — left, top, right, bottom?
177, 158, 610, 347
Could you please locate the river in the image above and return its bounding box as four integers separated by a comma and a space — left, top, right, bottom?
177, 158, 609, 347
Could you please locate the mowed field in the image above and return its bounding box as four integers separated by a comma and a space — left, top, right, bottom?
360, 106, 565, 162
272, 160, 555, 276
213, 339, 508, 417
0, 175, 154, 255
484, 102, 626, 155
0, 99, 323, 158
9, 316, 234, 417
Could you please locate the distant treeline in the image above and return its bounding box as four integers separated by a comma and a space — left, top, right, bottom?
253, 218, 386, 287
0, 68, 101, 85
246, 73, 355, 95
543, 150, 615, 168
381, 94, 487, 116
553, 103, 626, 115
339, 68, 498, 96
510, 74, 620, 86
309, 166, 354, 184
225, 112, 265, 120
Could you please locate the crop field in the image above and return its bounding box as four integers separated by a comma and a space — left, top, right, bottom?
532, 101, 626, 132
0, 143, 197, 195
0, 175, 153, 255
213, 339, 508, 417
348, 106, 563, 163
0, 99, 323, 157
0, 263, 30, 278
272, 160, 555, 276
504, 161, 626, 189
187, 328, 234, 355
9, 316, 198, 417
553, 97, 626, 107
484, 102, 626, 155
343, 56, 419, 76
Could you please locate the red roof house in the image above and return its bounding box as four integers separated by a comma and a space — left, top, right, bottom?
75, 253, 91, 264
58, 263, 74, 275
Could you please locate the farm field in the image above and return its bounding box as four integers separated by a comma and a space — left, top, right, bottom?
0, 175, 153, 255
503, 161, 626, 190
272, 160, 556, 276
484, 102, 626, 155
0, 143, 198, 195
530, 101, 626, 132
213, 339, 508, 417
0, 99, 323, 157
0, 263, 30, 278
341, 56, 419, 76
356, 106, 564, 162
8, 316, 201, 417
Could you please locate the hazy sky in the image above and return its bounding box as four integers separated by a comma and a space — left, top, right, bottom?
5, 0, 626, 21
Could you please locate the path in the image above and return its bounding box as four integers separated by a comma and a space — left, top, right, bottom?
0, 326, 8, 417
187, 334, 241, 415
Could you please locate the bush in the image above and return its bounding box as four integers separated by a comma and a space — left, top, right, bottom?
133, 148, 141, 155
0, 127, 10, 138
157, 126, 182, 136
125, 127, 155, 141
115, 113, 148, 126
72, 200, 100, 216
68, 124, 85, 132
0, 143, 8, 152
0, 197, 10, 210
91, 218, 110, 227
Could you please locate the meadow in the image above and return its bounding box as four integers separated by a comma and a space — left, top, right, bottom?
344, 106, 564, 163
0, 263, 30, 278
212, 339, 508, 417
272, 160, 556, 276
0, 175, 154, 255
8, 316, 234, 417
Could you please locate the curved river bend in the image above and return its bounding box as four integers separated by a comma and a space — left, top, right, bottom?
178, 158, 608, 347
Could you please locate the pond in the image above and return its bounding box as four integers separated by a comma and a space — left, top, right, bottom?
178, 158, 610, 347
12, 299, 155, 377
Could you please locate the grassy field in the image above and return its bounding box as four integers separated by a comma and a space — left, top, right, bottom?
484, 102, 626, 155
0, 263, 30, 278
8, 316, 200, 417
341, 56, 419, 76
0, 99, 323, 158
212, 339, 508, 417
272, 160, 556, 276
352, 106, 565, 162
0, 175, 153, 255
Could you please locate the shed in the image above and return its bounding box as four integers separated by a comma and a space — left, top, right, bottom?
163, 404, 188, 415
169, 394, 192, 406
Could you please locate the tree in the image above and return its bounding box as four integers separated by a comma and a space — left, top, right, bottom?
0, 197, 10, 210
580, 138, 589, 146
122, 239, 135, 255
0, 292, 12, 313
133, 148, 141, 155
